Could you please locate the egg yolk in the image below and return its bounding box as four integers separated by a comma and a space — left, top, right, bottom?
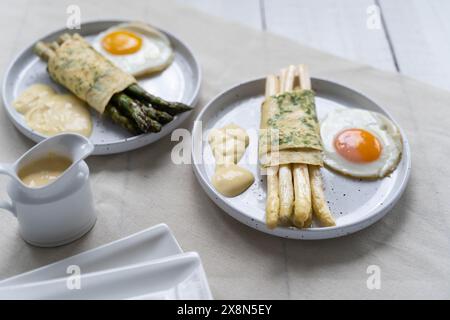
334, 129, 382, 163
101, 30, 142, 55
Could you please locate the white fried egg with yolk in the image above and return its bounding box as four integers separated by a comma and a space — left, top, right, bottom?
93, 22, 174, 77
320, 108, 402, 179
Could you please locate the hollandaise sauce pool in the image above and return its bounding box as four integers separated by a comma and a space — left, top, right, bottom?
13, 84, 92, 138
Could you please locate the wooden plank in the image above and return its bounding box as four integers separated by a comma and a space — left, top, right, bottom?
379, 0, 450, 90
263, 0, 396, 71
176, 0, 262, 29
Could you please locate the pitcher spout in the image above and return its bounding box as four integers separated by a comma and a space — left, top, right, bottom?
54, 133, 95, 167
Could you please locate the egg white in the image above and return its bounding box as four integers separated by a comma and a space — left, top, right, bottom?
320, 108, 403, 178
93, 22, 174, 77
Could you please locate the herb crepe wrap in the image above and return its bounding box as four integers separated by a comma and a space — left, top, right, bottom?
259, 90, 323, 167
47, 34, 136, 114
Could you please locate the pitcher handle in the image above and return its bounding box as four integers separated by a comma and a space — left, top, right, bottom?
0, 163, 16, 216
0, 199, 15, 217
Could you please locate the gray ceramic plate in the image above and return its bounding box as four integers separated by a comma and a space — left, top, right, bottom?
192, 78, 411, 239
2, 20, 201, 155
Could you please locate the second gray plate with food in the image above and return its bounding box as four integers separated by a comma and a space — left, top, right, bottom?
192, 78, 411, 240
2, 20, 201, 155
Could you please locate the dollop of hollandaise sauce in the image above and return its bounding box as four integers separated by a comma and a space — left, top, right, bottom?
208, 124, 254, 197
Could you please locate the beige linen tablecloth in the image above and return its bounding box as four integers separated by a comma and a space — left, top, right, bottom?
0, 0, 449, 299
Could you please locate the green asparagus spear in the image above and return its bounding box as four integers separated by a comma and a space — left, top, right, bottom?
141, 102, 173, 124
144, 117, 162, 133
125, 84, 192, 116
34, 42, 55, 62
104, 104, 139, 134
111, 93, 160, 133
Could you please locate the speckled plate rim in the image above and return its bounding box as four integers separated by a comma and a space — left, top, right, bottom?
191, 77, 411, 240
1, 19, 201, 155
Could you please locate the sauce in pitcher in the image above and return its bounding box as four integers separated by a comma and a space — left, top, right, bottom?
18, 154, 72, 188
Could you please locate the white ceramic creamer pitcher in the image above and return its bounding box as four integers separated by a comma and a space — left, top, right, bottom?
0, 133, 96, 247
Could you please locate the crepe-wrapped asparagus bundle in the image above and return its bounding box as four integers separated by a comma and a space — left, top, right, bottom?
34, 33, 191, 134
258, 82, 323, 167
260, 65, 335, 229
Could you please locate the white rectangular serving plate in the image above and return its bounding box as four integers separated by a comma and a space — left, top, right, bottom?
0, 223, 182, 287
0, 252, 212, 300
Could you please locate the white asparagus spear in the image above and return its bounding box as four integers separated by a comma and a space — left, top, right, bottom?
265, 75, 280, 229
277, 67, 295, 225
298, 64, 311, 91
293, 64, 313, 227
278, 165, 294, 224
284, 65, 296, 92
279, 68, 287, 94
308, 165, 336, 227
297, 64, 335, 227
283, 66, 311, 226
292, 162, 312, 228
266, 166, 280, 228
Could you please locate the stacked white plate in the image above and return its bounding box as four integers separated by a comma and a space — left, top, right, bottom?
0, 224, 212, 300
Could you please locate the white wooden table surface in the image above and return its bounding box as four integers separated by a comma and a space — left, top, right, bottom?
178, 0, 450, 91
